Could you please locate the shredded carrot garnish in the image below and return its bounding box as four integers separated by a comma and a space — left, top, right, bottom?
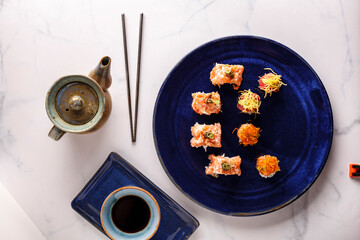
237, 123, 260, 146
256, 155, 280, 177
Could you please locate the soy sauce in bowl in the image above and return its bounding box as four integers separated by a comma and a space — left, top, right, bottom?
111, 195, 151, 233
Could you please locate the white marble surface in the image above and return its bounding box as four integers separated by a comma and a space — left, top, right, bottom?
0, 182, 46, 239
0, 0, 359, 239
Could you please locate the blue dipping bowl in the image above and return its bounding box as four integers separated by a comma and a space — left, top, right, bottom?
100, 186, 161, 240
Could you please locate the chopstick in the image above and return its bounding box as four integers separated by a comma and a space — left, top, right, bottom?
121, 13, 143, 143
134, 13, 144, 142
121, 14, 134, 142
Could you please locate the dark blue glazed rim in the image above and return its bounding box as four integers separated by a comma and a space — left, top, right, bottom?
153, 36, 333, 216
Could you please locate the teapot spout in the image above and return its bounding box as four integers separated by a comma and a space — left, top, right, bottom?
89, 56, 112, 91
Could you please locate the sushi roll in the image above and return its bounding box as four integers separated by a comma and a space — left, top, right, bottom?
205, 154, 241, 178
256, 155, 280, 178
210, 63, 244, 90
237, 89, 261, 114
236, 123, 260, 146
258, 68, 286, 97
190, 123, 222, 150
192, 92, 221, 115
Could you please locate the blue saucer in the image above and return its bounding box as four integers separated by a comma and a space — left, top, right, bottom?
71, 152, 199, 239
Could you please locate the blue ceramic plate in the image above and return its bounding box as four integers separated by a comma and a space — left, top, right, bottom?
72, 152, 199, 239
153, 36, 333, 216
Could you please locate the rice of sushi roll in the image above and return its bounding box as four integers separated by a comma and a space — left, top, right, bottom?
236, 123, 260, 146
237, 89, 261, 114
210, 63, 244, 90
258, 68, 286, 97
256, 155, 280, 178
191, 92, 221, 115
205, 154, 241, 178
190, 123, 222, 151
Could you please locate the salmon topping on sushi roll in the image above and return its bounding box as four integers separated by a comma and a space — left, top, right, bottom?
258, 68, 286, 97
192, 92, 221, 115
256, 155, 280, 178
236, 123, 260, 146
205, 154, 241, 177
190, 123, 222, 150
237, 89, 261, 114
210, 63, 244, 90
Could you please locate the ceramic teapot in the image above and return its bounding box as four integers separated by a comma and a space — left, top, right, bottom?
46, 56, 112, 141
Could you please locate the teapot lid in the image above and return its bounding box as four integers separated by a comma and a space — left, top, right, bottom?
56, 82, 99, 125
46, 75, 105, 133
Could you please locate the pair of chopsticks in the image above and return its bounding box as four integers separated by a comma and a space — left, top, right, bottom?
121, 13, 143, 142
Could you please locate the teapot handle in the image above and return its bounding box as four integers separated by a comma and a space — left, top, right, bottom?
48, 126, 66, 141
